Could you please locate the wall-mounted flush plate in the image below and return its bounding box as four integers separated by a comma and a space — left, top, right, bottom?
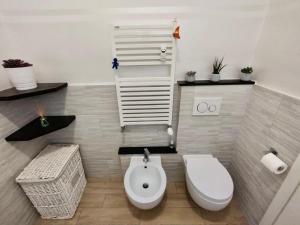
192, 97, 223, 116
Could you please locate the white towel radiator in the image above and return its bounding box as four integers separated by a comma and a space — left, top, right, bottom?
112, 21, 178, 128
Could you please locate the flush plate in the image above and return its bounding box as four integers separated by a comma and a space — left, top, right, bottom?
192, 97, 223, 116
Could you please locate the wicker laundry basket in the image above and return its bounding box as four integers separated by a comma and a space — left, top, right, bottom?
16, 144, 86, 219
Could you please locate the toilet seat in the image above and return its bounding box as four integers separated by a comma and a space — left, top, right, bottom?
185, 157, 234, 203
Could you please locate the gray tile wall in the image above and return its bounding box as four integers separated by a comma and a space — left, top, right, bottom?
42, 85, 180, 179
43, 84, 252, 182
176, 85, 253, 168
2, 83, 297, 225
231, 85, 300, 225
0, 98, 47, 225
0, 84, 181, 225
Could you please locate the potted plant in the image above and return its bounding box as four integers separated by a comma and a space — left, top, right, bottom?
2, 59, 37, 90
211, 57, 226, 82
185, 71, 196, 83
240, 66, 253, 81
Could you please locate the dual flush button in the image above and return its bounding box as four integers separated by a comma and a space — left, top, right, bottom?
192, 97, 223, 116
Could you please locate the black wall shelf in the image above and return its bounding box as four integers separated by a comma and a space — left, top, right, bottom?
0, 83, 68, 101
118, 146, 177, 155
177, 79, 255, 86
6, 115, 75, 141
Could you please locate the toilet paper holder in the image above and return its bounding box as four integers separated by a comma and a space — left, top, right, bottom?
264, 148, 278, 156
261, 148, 288, 174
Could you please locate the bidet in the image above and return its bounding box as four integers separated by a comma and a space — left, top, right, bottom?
124, 156, 166, 209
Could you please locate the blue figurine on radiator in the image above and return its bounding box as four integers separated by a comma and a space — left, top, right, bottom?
112, 58, 119, 69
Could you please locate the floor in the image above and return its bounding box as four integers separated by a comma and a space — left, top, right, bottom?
35, 179, 249, 225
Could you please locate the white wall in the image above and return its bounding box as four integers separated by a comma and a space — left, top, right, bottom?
253, 0, 300, 98
0, 0, 268, 89
0, 22, 10, 90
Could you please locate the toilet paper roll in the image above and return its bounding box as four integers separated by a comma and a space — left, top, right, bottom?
260, 153, 288, 174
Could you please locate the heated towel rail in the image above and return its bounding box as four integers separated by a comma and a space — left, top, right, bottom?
113, 21, 178, 127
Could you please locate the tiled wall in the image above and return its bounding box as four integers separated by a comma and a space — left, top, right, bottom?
176, 85, 253, 168
41, 85, 180, 179
2, 83, 298, 225
231, 85, 300, 225
43, 84, 252, 182
0, 84, 180, 225
120, 85, 253, 181
0, 99, 47, 225
0, 84, 179, 225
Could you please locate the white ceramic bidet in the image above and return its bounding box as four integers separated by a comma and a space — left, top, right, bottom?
124, 155, 166, 209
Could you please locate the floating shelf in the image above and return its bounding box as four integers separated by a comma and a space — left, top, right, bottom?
118, 146, 177, 155
177, 79, 255, 86
6, 115, 75, 141
0, 83, 68, 101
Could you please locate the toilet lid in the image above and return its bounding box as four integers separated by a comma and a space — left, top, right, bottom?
186, 158, 233, 201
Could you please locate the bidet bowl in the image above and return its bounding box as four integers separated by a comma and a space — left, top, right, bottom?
124, 157, 167, 209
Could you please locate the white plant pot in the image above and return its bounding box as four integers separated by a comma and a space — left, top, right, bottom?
185, 74, 196, 83
210, 74, 220, 82
5, 66, 37, 90
240, 73, 252, 81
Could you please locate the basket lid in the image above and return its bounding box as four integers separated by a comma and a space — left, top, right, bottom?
16, 144, 79, 183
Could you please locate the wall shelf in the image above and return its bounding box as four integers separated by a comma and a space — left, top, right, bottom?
118, 146, 177, 155
5, 115, 75, 141
0, 83, 68, 101
177, 79, 255, 86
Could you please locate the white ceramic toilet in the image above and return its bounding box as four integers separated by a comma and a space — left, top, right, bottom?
183, 154, 234, 211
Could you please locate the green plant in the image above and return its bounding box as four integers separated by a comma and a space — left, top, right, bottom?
2, 59, 32, 68
241, 67, 253, 74
212, 57, 226, 74
186, 71, 196, 76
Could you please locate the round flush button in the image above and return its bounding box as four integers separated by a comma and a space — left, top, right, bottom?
197, 102, 208, 113
208, 104, 217, 112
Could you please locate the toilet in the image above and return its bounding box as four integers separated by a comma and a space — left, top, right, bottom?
183, 154, 234, 211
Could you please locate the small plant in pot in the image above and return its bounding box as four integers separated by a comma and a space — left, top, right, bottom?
2, 59, 37, 90
211, 57, 226, 82
185, 71, 196, 83
240, 67, 253, 81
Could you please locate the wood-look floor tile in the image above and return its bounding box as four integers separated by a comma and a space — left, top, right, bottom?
175, 182, 187, 193
35, 182, 248, 225
161, 192, 196, 208
200, 199, 247, 225
200, 208, 231, 224
84, 182, 124, 194
109, 175, 123, 182
227, 218, 249, 225
77, 208, 141, 225
204, 223, 227, 225
140, 207, 205, 225
35, 209, 80, 225
87, 176, 123, 183
226, 200, 246, 223
78, 192, 105, 208
103, 193, 133, 208
166, 182, 177, 194
87, 177, 109, 183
